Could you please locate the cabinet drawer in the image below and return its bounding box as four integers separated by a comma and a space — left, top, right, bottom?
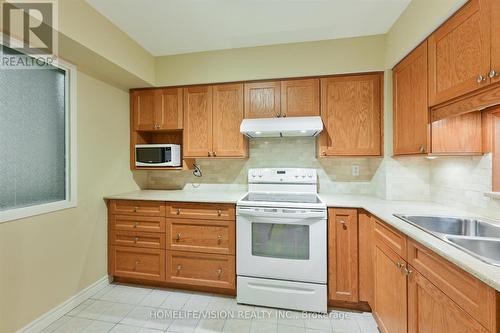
165, 202, 235, 221
109, 200, 165, 216
167, 219, 235, 255
109, 246, 165, 281
109, 230, 166, 249
166, 251, 235, 290
407, 240, 496, 332
110, 215, 166, 233
374, 218, 407, 258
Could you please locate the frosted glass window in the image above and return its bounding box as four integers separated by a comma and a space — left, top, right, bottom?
0, 47, 66, 212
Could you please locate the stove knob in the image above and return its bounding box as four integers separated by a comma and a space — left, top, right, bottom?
308, 174, 313, 178
258, 174, 263, 178
302, 175, 306, 178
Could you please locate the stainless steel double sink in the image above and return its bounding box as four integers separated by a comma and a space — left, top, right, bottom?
394, 214, 500, 266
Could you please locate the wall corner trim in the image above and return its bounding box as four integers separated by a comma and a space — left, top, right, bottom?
16, 276, 110, 333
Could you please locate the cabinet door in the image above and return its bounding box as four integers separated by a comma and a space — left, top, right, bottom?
393, 42, 429, 155
373, 246, 407, 333
328, 208, 359, 303
319, 74, 382, 156
212, 84, 247, 157
156, 88, 183, 130
408, 269, 487, 333
428, 0, 491, 106
244, 81, 281, 118
492, 0, 500, 84
281, 78, 319, 117
183, 86, 213, 158
132, 90, 156, 131
431, 111, 483, 154
358, 212, 374, 306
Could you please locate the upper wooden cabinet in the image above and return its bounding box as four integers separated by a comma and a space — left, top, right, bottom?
132, 90, 155, 131
156, 88, 183, 130
431, 111, 483, 155
393, 42, 429, 155
244, 81, 281, 118
183, 86, 213, 158
280, 78, 320, 117
132, 88, 183, 131
184, 84, 247, 158
492, 0, 500, 84
319, 73, 383, 156
428, 0, 491, 106
212, 84, 247, 157
328, 208, 359, 303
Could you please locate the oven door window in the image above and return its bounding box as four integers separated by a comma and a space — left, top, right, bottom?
251, 223, 310, 260
136, 148, 170, 164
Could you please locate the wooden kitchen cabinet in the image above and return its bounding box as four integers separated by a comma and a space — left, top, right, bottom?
132, 90, 156, 131
212, 83, 247, 157
428, 0, 491, 106
109, 246, 165, 282
319, 73, 383, 156
373, 245, 407, 333
244, 81, 281, 118
408, 269, 488, 333
431, 111, 483, 155
328, 208, 359, 303
183, 86, 213, 158
492, 0, 500, 85
132, 88, 183, 131
280, 78, 320, 117
393, 42, 429, 155
358, 212, 374, 306
155, 88, 183, 130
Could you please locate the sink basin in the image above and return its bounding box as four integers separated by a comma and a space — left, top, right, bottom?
394, 214, 500, 266
394, 215, 500, 238
445, 236, 500, 266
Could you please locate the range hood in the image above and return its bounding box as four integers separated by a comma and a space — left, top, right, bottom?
240, 116, 323, 138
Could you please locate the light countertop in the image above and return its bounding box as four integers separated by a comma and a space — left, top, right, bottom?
104, 189, 500, 291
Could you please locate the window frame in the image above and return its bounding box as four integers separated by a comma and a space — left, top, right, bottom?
0, 43, 77, 224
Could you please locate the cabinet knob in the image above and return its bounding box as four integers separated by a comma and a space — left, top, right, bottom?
213, 152, 217, 157
208, 152, 212, 157
133, 206, 139, 212
134, 237, 139, 243
176, 233, 181, 241
134, 261, 140, 270
396, 261, 403, 269
419, 145, 425, 153
217, 235, 223, 243
217, 268, 223, 277
176, 265, 182, 271
133, 222, 139, 228
176, 208, 181, 215
489, 70, 499, 79
321, 151, 327, 156
477, 74, 487, 83
340, 220, 347, 230
403, 266, 412, 276
217, 209, 222, 217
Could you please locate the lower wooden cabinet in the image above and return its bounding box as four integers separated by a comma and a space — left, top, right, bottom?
373, 245, 408, 333
328, 208, 359, 303
109, 246, 165, 282
166, 250, 235, 290
408, 269, 487, 333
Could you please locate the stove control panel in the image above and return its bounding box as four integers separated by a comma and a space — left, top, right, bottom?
248, 168, 317, 184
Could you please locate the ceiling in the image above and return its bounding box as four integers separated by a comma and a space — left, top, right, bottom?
87, 0, 411, 57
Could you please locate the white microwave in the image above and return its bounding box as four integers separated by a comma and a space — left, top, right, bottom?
135, 144, 181, 167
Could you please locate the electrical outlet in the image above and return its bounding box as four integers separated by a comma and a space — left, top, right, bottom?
351, 164, 360, 177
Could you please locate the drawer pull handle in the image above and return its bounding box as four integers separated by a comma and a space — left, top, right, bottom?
133, 222, 139, 228
133, 206, 139, 212
217, 268, 223, 277
217, 209, 222, 217
176, 233, 181, 241
403, 266, 413, 277
134, 237, 139, 243
217, 235, 223, 243
396, 262, 403, 270
134, 261, 140, 270
176, 208, 181, 215
176, 265, 182, 271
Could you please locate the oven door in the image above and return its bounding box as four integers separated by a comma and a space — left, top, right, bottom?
236, 206, 327, 284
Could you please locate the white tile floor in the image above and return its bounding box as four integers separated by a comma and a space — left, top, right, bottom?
41, 283, 379, 333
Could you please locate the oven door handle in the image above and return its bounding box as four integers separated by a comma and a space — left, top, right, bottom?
237, 209, 326, 219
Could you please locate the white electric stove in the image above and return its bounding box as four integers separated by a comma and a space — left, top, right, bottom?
236, 168, 327, 313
